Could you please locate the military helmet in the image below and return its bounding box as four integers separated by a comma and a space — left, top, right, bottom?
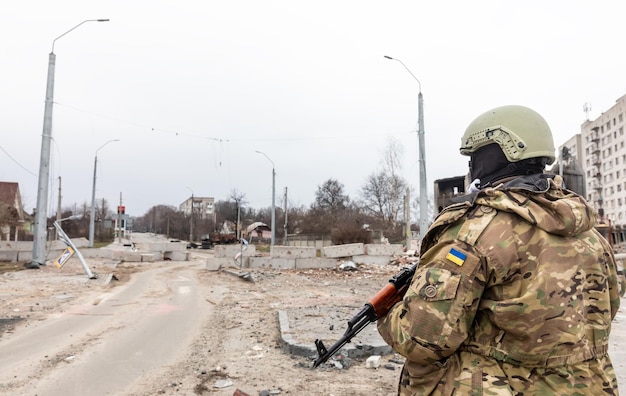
460, 105, 556, 165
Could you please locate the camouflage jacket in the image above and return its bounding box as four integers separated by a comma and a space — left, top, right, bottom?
377, 174, 621, 395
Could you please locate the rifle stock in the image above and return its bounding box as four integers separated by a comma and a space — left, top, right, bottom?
312, 263, 417, 368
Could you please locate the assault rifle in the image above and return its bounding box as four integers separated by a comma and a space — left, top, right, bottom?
312, 263, 417, 368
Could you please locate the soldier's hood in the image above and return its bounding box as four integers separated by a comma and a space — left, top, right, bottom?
455, 174, 596, 237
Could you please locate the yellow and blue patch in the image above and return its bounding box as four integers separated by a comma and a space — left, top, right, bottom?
446, 248, 466, 266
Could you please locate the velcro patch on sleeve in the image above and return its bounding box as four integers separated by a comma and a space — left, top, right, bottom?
445, 248, 467, 266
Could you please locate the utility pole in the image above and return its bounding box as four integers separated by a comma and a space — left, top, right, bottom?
255, 151, 276, 248
117, 193, 123, 243
405, 187, 411, 249
236, 201, 241, 241
31, 19, 109, 268
190, 193, 194, 242
283, 187, 288, 246
55, 177, 62, 240
89, 139, 119, 247
384, 55, 429, 239
101, 197, 105, 241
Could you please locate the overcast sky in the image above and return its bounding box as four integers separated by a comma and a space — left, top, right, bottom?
1, 1, 625, 218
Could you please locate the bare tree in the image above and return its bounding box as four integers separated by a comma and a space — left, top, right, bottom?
298, 179, 352, 236
381, 137, 406, 225
359, 138, 408, 230
382, 137, 403, 178
313, 178, 349, 211
360, 171, 392, 223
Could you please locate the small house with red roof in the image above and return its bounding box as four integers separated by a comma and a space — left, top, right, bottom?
0, 182, 27, 241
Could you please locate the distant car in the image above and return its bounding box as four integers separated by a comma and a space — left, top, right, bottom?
200, 237, 213, 249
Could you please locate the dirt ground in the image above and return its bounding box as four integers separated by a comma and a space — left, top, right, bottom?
0, 258, 406, 396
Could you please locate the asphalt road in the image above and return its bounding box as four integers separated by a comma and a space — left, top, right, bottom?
0, 261, 212, 395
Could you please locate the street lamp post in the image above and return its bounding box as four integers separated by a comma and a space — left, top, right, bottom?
186, 187, 194, 242
384, 55, 428, 239
89, 139, 119, 247
255, 151, 276, 248
30, 19, 109, 268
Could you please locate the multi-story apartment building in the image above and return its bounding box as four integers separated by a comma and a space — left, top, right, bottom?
556, 134, 586, 198
581, 93, 626, 244
179, 196, 215, 219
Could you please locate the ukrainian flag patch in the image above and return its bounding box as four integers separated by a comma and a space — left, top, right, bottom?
446, 248, 466, 266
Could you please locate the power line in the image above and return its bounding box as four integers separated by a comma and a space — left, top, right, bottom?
54, 101, 408, 143
0, 145, 37, 177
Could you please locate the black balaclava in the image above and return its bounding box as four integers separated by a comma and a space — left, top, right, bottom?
469, 143, 545, 189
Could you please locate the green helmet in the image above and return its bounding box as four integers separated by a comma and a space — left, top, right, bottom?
460, 105, 556, 165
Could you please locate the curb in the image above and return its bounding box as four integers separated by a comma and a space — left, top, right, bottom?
277, 310, 392, 362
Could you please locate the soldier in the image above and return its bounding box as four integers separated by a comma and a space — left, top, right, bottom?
377, 105, 621, 395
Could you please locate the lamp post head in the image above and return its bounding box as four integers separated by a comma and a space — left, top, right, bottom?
255, 150, 275, 168
96, 139, 120, 155
51, 18, 110, 53
57, 214, 82, 223
384, 54, 421, 93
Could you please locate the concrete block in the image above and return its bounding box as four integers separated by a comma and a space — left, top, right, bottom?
247, 257, 271, 268
269, 258, 296, 269
0, 251, 18, 262
322, 243, 365, 258
72, 238, 89, 249
352, 255, 392, 266
295, 258, 338, 269
48, 240, 65, 251
112, 250, 143, 262
48, 238, 88, 250
138, 242, 165, 251
0, 241, 31, 251
0, 241, 14, 251
271, 246, 317, 259
17, 251, 32, 262
214, 244, 256, 258
248, 257, 295, 269
164, 242, 186, 251
365, 244, 403, 256
163, 251, 189, 261
80, 249, 114, 259
141, 254, 156, 262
